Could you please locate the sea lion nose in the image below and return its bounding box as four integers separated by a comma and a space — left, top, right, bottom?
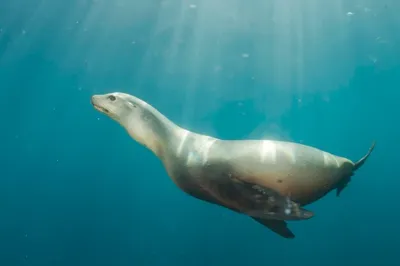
91, 95, 99, 105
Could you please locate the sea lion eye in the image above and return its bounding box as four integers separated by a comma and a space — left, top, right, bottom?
107, 95, 116, 101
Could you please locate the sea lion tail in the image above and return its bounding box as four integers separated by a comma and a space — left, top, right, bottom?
353, 141, 376, 171
336, 141, 376, 197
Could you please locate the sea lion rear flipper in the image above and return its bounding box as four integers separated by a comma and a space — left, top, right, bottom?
336, 141, 376, 197
251, 217, 295, 239
353, 141, 376, 171
336, 175, 351, 197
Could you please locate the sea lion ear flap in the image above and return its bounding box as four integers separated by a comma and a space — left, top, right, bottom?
251, 217, 295, 239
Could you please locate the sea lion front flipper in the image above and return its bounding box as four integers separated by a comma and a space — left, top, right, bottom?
251, 217, 295, 239
231, 177, 313, 220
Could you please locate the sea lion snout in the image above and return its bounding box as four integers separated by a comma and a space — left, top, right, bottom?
91, 95, 102, 108
90, 95, 96, 105
91, 94, 122, 115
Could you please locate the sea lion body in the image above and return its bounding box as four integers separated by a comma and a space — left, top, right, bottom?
206, 139, 355, 206
91, 92, 374, 238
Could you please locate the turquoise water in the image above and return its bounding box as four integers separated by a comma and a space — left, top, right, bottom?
1, 0, 399, 265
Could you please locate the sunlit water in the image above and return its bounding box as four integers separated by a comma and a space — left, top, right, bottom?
0, 0, 399, 265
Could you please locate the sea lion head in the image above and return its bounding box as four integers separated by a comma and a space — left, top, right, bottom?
91, 92, 162, 152
91, 92, 146, 124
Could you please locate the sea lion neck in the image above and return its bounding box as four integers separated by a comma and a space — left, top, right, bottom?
122, 103, 186, 159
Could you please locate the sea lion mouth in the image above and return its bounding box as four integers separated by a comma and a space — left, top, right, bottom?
93, 103, 109, 114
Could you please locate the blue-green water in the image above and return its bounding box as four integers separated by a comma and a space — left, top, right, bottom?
1, 1, 399, 265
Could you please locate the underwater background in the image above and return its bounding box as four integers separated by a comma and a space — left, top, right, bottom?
1, 0, 399, 265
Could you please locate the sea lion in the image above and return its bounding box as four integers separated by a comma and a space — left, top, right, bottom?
91, 92, 375, 239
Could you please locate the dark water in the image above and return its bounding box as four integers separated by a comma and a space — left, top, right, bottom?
1, 0, 399, 265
